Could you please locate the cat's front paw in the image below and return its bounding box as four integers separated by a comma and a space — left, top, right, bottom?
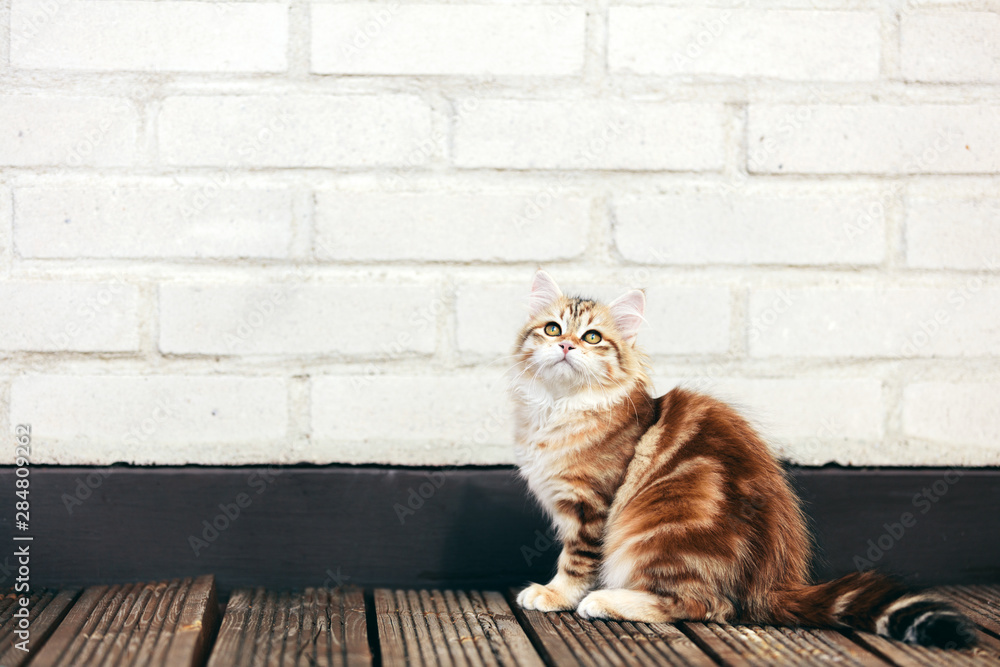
516, 583, 578, 612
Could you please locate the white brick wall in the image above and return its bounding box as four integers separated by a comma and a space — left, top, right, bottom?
311, 5, 585, 76
2, 2, 998, 466
608, 8, 880, 80
11, 0, 288, 72
901, 12, 1000, 83
10, 375, 288, 464
15, 184, 295, 259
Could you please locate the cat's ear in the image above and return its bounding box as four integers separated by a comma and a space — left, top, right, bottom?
528, 270, 562, 318
608, 289, 645, 344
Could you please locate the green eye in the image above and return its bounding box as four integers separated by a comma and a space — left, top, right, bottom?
544, 322, 562, 336
583, 330, 602, 344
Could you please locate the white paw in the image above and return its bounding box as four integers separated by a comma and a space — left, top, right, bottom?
577, 591, 612, 620
516, 583, 576, 612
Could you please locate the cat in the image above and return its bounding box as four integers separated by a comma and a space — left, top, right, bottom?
508, 270, 974, 649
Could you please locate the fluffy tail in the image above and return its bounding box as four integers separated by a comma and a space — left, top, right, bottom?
768, 571, 976, 649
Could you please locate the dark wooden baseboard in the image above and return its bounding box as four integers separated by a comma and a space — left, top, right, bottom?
0, 465, 997, 597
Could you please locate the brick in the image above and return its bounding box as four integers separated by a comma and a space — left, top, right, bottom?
903, 382, 1000, 451
614, 187, 885, 266
159, 95, 434, 167
11, 0, 287, 72
453, 100, 726, 171
609, 8, 879, 80
0, 187, 10, 257
901, 12, 1000, 83
311, 4, 584, 75
159, 283, 438, 356
311, 373, 511, 465
315, 191, 588, 262
906, 197, 1000, 270
15, 185, 294, 259
0, 95, 138, 167
651, 377, 884, 441
0, 281, 140, 352
748, 286, 1000, 358
747, 105, 1000, 174
10, 375, 288, 464
456, 283, 730, 358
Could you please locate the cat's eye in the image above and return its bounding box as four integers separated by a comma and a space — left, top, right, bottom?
583, 330, 602, 344
543, 322, 562, 336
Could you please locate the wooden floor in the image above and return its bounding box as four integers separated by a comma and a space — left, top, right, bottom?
3, 578, 1000, 666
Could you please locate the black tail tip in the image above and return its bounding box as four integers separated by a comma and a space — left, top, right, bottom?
905, 612, 977, 649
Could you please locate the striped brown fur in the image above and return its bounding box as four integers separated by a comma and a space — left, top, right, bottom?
509, 271, 974, 649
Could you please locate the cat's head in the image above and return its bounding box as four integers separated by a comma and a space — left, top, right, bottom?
511, 270, 648, 398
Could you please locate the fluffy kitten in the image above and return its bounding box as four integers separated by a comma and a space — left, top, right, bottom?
509, 270, 973, 649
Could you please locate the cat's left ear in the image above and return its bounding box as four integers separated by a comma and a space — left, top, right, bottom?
528, 270, 562, 318
608, 289, 645, 344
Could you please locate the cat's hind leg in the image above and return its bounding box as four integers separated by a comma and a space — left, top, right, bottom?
577, 589, 734, 623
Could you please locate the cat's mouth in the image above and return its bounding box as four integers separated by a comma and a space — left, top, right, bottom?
553, 357, 576, 371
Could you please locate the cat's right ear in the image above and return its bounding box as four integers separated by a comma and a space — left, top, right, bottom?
528, 270, 562, 318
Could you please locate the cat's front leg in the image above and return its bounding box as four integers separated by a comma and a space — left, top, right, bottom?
517, 502, 605, 612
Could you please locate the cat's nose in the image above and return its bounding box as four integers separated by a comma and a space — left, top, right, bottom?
559, 342, 575, 355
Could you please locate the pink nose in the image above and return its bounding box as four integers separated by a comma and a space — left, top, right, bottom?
559, 342, 575, 355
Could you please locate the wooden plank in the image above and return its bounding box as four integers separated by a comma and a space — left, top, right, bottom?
402, 589, 437, 667
683, 621, 892, 667
208, 587, 371, 667
114, 581, 167, 665
626, 621, 717, 666
592, 622, 657, 667
0, 589, 78, 666
0, 590, 50, 661
848, 629, 996, 667
415, 590, 459, 667
207, 588, 255, 667
375, 589, 409, 667
424, 591, 471, 667
455, 590, 502, 667
510, 603, 587, 667
441, 589, 490, 667
377, 589, 544, 667
314, 587, 333, 667
511, 591, 717, 667
28, 577, 216, 667
479, 591, 544, 667
937, 586, 1000, 638
265, 590, 292, 667
131, 578, 183, 665
343, 587, 371, 667
147, 577, 198, 665
28, 586, 111, 667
